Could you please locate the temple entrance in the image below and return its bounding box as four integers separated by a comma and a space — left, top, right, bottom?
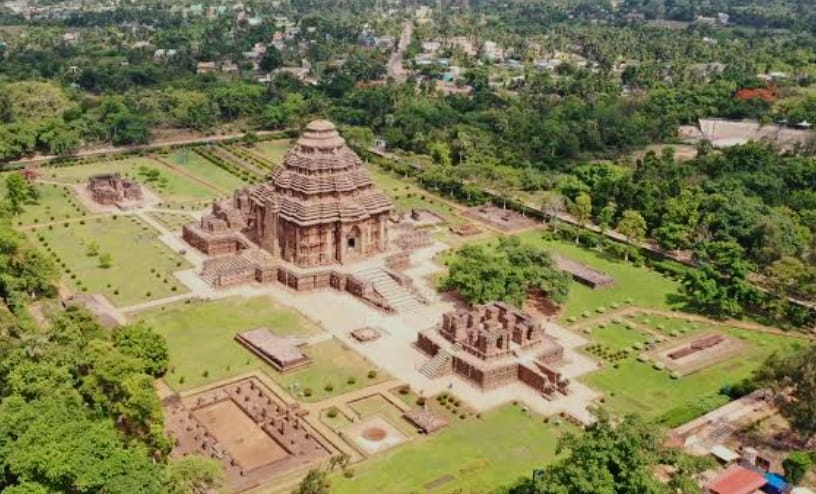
346, 226, 361, 254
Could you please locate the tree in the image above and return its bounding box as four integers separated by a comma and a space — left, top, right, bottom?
570, 192, 592, 244
86, 241, 100, 257
5, 173, 34, 216
292, 468, 330, 494
259, 46, 283, 72
782, 452, 813, 485
164, 456, 224, 494
98, 252, 113, 269
544, 192, 565, 230
598, 202, 616, 237
616, 210, 646, 261
682, 241, 756, 318
442, 237, 570, 307
113, 324, 169, 377
756, 345, 816, 441
506, 411, 703, 494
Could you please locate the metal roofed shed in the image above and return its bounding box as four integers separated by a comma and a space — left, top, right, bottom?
706, 465, 767, 494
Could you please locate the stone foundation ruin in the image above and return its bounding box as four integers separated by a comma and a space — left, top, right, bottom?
235, 329, 311, 372
416, 302, 569, 398
87, 173, 143, 207
163, 377, 332, 493
554, 256, 614, 289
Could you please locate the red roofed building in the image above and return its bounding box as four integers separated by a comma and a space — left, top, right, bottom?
706, 465, 767, 494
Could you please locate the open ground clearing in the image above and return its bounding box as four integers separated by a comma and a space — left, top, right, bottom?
29, 215, 190, 306
136, 296, 320, 390
41, 157, 222, 206
582, 325, 804, 424
7, 182, 87, 227
330, 405, 572, 494
137, 297, 388, 401
162, 150, 248, 190
252, 140, 291, 165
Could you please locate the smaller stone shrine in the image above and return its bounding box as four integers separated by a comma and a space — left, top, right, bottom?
417, 302, 569, 398
88, 173, 143, 206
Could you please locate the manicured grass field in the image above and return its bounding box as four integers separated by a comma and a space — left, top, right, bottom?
512, 231, 683, 319
582, 327, 804, 421
331, 405, 571, 494
163, 151, 247, 191
10, 183, 87, 227
139, 297, 387, 401
589, 323, 650, 351
347, 395, 417, 435
252, 140, 290, 165
30, 215, 189, 306
146, 211, 196, 231
136, 296, 321, 391
43, 157, 220, 205
366, 165, 466, 226
275, 339, 389, 403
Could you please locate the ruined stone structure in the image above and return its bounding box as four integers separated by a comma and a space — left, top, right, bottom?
183, 120, 393, 267
417, 303, 569, 397
164, 377, 331, 493
235, 329, 311, 372
87, 173, 142, 205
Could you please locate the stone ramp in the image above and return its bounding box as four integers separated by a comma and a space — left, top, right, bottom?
355, 267, 424, 313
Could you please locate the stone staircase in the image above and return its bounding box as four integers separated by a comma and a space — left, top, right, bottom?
355, 267, 424, 313
418, 344, 461, 378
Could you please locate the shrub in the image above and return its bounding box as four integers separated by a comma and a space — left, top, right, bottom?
303, 388, 313, 397
398, 384, 410, 395
653, 362, 665, 370
346, 377, 356, 385
326, 407, 339, 419
324, 383, 334, 392
343, 468, 355, 479
202, 370, 209, 378
367, 370, 377, 379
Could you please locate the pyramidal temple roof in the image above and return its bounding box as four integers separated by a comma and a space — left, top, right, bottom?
265, 119, 393, 226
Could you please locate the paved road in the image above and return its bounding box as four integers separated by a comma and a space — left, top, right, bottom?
387, 22, 413, 82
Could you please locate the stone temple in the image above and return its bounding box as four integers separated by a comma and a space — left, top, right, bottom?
417, 302, 569, 398
181, 121, 428, 313
183, 120, 393, 267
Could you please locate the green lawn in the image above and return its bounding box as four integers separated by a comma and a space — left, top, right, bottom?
366, 165, 467, 226
583, 327, 804, 421
346, 395, 417, 435
331, 405, 571, 494
30, 215, 190, 306
146, 211, 196, 231
589, 323, 650, 352
10, 183, 87, 227
252, 140, 290, 165
512, 231, 683, 319
42, 157, 220, 205
138, 297, 387, 401
162, 151, 247, 191
135, 296, 321, 391
275, 339, 389, 403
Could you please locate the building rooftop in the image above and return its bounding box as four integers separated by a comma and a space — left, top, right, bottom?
706, 465, 767, 494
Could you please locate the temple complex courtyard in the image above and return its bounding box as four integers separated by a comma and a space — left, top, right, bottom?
13, 125, 813, 494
